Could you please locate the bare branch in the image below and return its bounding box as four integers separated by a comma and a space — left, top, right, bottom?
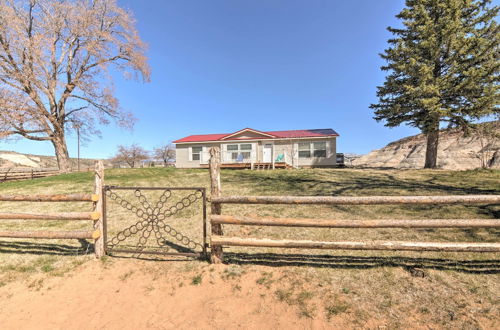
153, 143, 176, 165
111, 144, 149, 168
0, 0, 150, 171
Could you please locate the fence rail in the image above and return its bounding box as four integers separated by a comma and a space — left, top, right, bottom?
0, 230, 100, 239
211, 195, 500, 205
210, 236, 500, 253
207, 146, 500, 263
0, 161, 105, 257
0, 193, 97, 202
0, 167, 59, 182
211, 215, 500, 228
0, 166, 93, 182
0, 212, 100, 220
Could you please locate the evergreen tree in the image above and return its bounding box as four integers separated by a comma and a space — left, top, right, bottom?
370, 0, 499, 168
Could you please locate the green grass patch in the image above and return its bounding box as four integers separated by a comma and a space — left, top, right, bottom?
191, 274, 202, 285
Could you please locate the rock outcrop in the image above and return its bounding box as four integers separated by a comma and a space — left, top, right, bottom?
0, 150, 108, 169
353, 121, 500, 170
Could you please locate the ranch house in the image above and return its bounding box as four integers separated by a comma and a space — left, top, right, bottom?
173, 128, 339, 169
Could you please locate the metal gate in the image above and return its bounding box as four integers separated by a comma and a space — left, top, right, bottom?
103, 186, 207, 258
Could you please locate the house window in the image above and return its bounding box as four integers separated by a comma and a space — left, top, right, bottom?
230, 152, 251, 160
298, 143, 311, 158
226, 144, 252, 161
313, 142, 327, 157
298, 141, 328, 158
191, 146, 202, 161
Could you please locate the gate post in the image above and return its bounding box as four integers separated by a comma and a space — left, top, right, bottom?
93, 160, 105, 258
209, 147, 223, 263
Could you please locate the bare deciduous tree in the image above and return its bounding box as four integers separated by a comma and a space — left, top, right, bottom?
0, 0, 150, 172
153, 143, 175, 166
111, 144, 149, 168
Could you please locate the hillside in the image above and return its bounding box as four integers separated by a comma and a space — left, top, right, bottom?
0, 150, 109, 169
353, 121, 500, 170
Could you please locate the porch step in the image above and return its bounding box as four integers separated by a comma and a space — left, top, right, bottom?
251, 163, 291, 170
253, 163, 272, 170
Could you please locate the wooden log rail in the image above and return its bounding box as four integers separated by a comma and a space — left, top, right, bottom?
211, 236, 500, 253
0, 167, 59, 173
0, 230, 100, 239
0, 161, 105, 258
211, 215, 500, 228
211, 195, 500, 205
0, 193, 98, 202
0, 212, 100, 220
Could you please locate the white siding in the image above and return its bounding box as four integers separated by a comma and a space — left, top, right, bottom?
175, 137, 337, 168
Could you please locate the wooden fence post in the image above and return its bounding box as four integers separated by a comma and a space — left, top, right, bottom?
3, 168, 10, 181
209, 147, 223, 263
93, 160, 105, 258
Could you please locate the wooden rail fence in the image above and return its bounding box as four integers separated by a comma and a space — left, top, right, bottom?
0, 167, 59, 182
0, 161, 105, 257
0, 166, 93, 182
207, 146, 500, 263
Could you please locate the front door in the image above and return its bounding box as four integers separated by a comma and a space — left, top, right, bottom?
200, 147, 210, 165
263, 144, 273, 163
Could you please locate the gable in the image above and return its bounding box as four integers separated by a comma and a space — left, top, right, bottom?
221, 128, 276, 141
225, 131, 272, 140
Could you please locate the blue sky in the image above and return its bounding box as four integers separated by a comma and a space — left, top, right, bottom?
1, 0, 422, 159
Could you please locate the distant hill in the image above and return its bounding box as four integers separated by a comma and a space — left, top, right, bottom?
353, 121, 500, 170
0, 150, 110, 169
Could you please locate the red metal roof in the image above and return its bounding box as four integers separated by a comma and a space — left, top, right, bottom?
173, 128, 339, 143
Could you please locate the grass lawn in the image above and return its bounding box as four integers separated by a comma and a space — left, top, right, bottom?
0, 167, 499, 328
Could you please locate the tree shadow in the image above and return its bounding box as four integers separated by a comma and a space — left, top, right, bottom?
224, 252, 500, 274
0, 239, 93, 256
225, 170, 499, 196
473, 204, 500, 218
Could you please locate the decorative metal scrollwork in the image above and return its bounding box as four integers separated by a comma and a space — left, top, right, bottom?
105, 188, 204, 256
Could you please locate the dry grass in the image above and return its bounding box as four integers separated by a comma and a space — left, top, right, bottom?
0, 167, 499, 328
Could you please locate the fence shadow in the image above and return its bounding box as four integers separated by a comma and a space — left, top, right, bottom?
0, 239, 93, 256
224, 252, 500, 274
107, 253, 205, 262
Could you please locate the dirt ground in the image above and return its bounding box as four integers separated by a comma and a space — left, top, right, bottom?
0, 258, 348, 330
0, 255, 498, 330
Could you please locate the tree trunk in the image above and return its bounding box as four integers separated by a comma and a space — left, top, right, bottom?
52, 133, 71, 173
424, 127, 439, 169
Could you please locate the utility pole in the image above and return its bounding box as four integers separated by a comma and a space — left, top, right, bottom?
72, 121, 81, 171
77, 125, 80, 171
